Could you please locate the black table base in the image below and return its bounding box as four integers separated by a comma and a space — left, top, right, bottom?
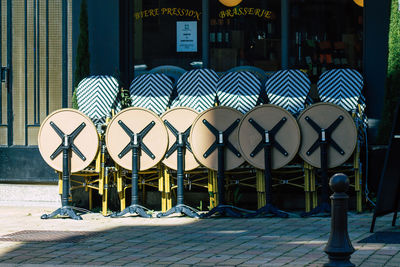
301, 115, 344, 218
111, 120, 155, 218
41, 121, 87, 220
157, 204, 200, 218
111, 204, 151, 218
201, 204, 244, 218
248, 203, 289, 218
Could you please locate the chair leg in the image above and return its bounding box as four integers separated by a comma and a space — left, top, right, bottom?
256, 169, 266, 209
164, 168, 172, 211
209, 170, 218, 208
117, 168, 126, 212
102, 170, 108, 216
207, 170, 214, 209
304, 163, 311, 213
354, 143, 362, 213
310, 167, 317, 209
159, 166, 166, 212
89, 188, 93, 210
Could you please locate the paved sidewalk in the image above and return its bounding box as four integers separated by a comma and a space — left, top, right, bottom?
0, 206, 399, 266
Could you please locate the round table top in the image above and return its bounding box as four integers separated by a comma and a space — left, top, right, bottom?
298, 102, 357, 168
238, 104, 301, 170
105, 107, 168, 171
161, 107, 200, 171
190, 106, 245, 171
38, 108, 99, 173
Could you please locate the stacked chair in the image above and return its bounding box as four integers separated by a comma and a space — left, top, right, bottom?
215, 71, 262, 212
38, 75, 120, 219
37, 66, 367, 220
313, 68, 366, 212
264, 69, 314, 212
163, 68, 219, 214
73, 75, 120, 216
111, 73, 173, 217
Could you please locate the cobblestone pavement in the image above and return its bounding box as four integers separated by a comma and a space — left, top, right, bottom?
0, 206, 399, 266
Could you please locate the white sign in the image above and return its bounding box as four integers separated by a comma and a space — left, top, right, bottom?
177, 21, 197, 52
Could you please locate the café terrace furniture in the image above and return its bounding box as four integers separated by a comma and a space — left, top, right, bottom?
167, 68, 220, 211
36, 66, 367, 218
106, 107, 169, 218
215, 71, 263, 214
265, 69, 314, 212
313, 68, 366, 213
43, 75, 120, 216
39, 109, 99, 219
114, 73, 173, 214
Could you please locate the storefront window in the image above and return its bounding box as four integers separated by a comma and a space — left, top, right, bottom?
289, 0, 363, 82
133, 0, 282, 72
209, 0, 281, 72
133, 0, 362, 75
133, 0, 202, 70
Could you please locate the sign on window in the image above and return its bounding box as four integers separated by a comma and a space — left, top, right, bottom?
177, 21, 197, 52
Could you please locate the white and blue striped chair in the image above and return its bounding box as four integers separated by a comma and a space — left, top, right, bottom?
166, 68, 220, 209
227, 66, 270, 105
217, 71, 262, 114
73, 75, 121, 215
265, 69, 312, 116
216, 71, 263, 208
115, 73, 175, 212
149, 65, 187, 107
172, 68, 218, 112
317, 68, 367, 212
130, 73, 173, 115
76, 75, 120, 125
264, 69, 314, 211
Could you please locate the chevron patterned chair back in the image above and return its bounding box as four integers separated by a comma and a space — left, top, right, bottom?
318, 68, 367, 131
265, 69, 311, 115
172, 68, 218, 112
76, 75, 120, 125
228, 66, 270, 105
317, 68, 364, 112
316, 68, 366, 213
130, 73, 173, 115
217, 71, 261, 113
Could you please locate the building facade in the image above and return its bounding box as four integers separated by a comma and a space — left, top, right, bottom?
0, 0, 391, 182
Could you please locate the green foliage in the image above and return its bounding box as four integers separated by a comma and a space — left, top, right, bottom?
71, 89, 79, 109
377, 0, 400, 143
119, 86, 132, 109
74, 0, 90, 89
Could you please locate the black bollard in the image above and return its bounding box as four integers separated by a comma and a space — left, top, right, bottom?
324, 173, 355, 267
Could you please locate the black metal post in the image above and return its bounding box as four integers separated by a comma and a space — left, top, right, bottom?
157, 122, 200, 218
264, 142, 272, 204
201, 119, 246, 218
245, 118, 289, 218
301, 116, 344, 217
320, 131, 330, 204
131, 145, 139, 205
61, 139, 71, 208
217, 141, 225, 205
176, 141, 184, 205
111, 120, 155, 218
324, 173, 355, 267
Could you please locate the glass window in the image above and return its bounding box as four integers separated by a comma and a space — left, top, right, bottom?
209, 0, 282, 72
133, 0, 202, 70
289, 0, 363, 83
